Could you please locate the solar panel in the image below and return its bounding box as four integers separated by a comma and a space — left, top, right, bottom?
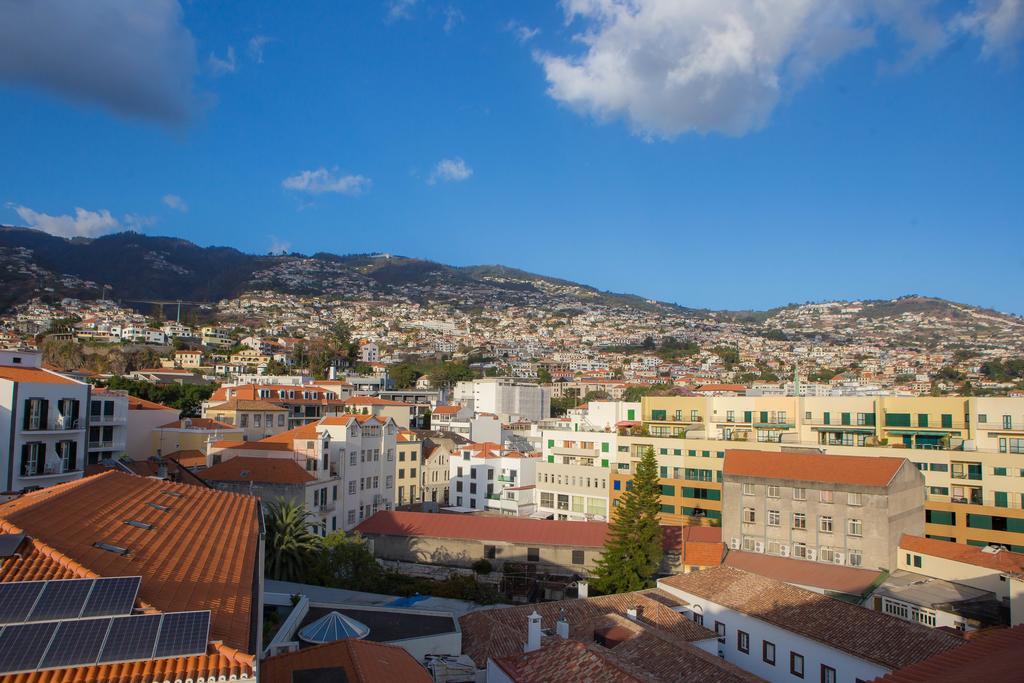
80, 577, 141, 618
0, 621, 59, 673
39, 617, 111, 669
97, 613, 161, 663
0, 582, 45, 624
26, 578, 94, 622
153, 611, 210, 658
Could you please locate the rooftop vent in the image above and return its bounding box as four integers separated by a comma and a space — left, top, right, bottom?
124, 520, 154, 530
147, 502, 170, 511
94, 542, 130, 556
160, 490, 183, 498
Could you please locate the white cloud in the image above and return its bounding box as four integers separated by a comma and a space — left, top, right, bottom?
387, 0, 418, 22
208, 46, 237, 76
269, 235, 292, 255
282, 168, 371, 196
12, 205, 121, 239
506, 20, 540, 43
0, 0, 197, 125
248, 35, 275, 64
162, 194, 188, 212
123, 213, 157, 231
537, 0, 1024, 139
444, 6, 465, 33
427, 158, 473, 185
954, 0, 1024, 61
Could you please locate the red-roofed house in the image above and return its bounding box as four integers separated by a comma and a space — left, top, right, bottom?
722, 449, 924, 569
356, 510, 609, 574
339, 395, 415, 428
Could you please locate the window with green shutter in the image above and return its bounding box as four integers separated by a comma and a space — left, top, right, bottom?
968, 463, 983, 480
673, 449, 681, 456
941, 414, 953, 428
743, 411, 752, 423
702, 450, 710, 458
601, 442, 609, 453
918, 414, 929, 428
886, 413, 911, 427
841, 412, 851, 426
660, 466, 668, 478
708, 489, 721, 501
759, 411, 769, 423
995, 492, 1008, 508
627, 409, 635, 420
823, 412, 831, 425
716, 451, 724, 458
994, 467, 1007, 476
660, 504, 675, 514
601, 459, 609, 468
548, 455, 554, 463
651, 409, 667, 420
547, 439, 554, 448
660, 485, 675, 496
688, 449, 696, 456
660, 448, 668, 455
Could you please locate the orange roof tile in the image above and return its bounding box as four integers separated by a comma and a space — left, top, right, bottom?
125, 395, 176, 411
210, 440, 294, 452
899, 534, 1024, 574
724, 450, 908, 486
0, 471, 260, 652
260, 638, 431, 683
876, 624, 1024, 683
0, 645, 254, 683
158, 418, 237, 430
723, 550, 881, 595
199, 456, 315, 485
259, 422, 320, 443
356, 511, 609, 547
0, 366, 79, 385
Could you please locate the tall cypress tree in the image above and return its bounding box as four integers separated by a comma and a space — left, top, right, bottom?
591, 447, 664, 594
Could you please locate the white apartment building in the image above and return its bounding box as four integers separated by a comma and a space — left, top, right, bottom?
87, 389, 129, 463
448, 442, 539, 514
201, 326, 234, 348
0, 349, 89, 494
358, 341, 379, 362
120, 325, 167, 345
659, 566, 964, 683
455, 378, 551, 422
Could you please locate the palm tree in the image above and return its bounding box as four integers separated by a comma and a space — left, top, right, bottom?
265, 499, 320, 582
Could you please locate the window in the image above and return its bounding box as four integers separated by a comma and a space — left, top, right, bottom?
819, 516, 833, 533
847, 492, 862, 506
768, 509, 780, 527
572, 550, 585, 565
793, 512, 806, 530
714, 621, 725, 641
848, 549, 862, 567
848, 519, 863, 537
819, 546, 835, 563
978, 414, 987, 423
819, 489, 833, 504
742, 483, 756, 496
762, 641, 776, 665
791, 652, 804, 678
540, 492, 554, 508
767, 485, 780, 498
484, 545, 496, 559
821, 664, 836, 683
737, 630, 749, 654
693, 613, 703, 626
793, 487, 806, 501
742, 508, 756, 524
792, 542, 807, 559
527, 547, 540, 562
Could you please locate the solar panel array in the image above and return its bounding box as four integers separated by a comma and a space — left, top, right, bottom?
0, 577, 140, 625
0, 610, 211, 674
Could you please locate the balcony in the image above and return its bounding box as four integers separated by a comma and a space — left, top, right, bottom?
710, 416, 750, 424
497, 475, 516, 483
21, 464, 78, 479
978, 419, 1024, 432
90, 414, 127, 425
315, 502, 336, 513
550, 446, 600, 458
88, 440, 126, 451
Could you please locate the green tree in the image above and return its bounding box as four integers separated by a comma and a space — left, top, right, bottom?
264, 359, 289, 375
537, 367, 553, 384
264, 500, 321, 582
591, 447, 663, 594
312, 531, 382, 590
390, 363, 420, 389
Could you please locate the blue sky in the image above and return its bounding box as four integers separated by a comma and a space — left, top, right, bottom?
1, 1, 1022, 313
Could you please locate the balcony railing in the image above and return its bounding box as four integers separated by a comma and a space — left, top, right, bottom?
88, 440, 126, 450
315, 502, 336, 513
978, 420, 1024, 432
497, 475, 515, 483
89, 414, 127, 424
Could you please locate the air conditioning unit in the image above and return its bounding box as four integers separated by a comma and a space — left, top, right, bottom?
754, 541, 764, 553
834, 553, 845, 565
780, 545, 790, 557
729, 538, 740, 550
807, 549, 817, 561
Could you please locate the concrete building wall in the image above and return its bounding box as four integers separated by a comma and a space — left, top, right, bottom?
366, 533, 601, 574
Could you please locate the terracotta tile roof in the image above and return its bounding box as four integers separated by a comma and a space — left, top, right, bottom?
0, 366, 79, 385
260, 638, 432, 683
207, 399, 288, 412
319, 415, 381, 426
875, 624, 1024, 682
0, 645, 254, 683
899, 534, 1024, 574
259, 422, 320, 443
493, 637, 646, 682
211, 440, 295, 452
344, 396, 413, 406
724, 450, 908, 487
723, 550, 882, 595
658, 567, 963, 670
432, 404, 463, 415
0, 471, 260, 653
165, 449, 207, 468
199, 456, 315, 485
682, 541, 726, 568
158, 417, 237, 430
125, 395, 175, 411
459, 589, 716, 668
355, 511, 610, 547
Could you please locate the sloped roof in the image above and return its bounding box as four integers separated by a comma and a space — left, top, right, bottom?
260, 639, 431, 683
899, 534, 1024, 574
0, 366, 79, 385
658, 567, 962, 670
355, 511, 609, 547
0, 471, 260, 652
126, 394, 176, 411
207, 399, 288, 411
199, 456, 315, 485
723, 550, 882, 595
724, 450, 908, 487
344, 396, 413, 406
158, 417, 238, 430
875, 624, 1024, 683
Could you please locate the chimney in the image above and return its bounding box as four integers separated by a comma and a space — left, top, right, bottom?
329, 365, 337, 381
555, 608, 569, 639
626, 605, 643, 622
524, 610, 542, 653
577, 580, 589, 599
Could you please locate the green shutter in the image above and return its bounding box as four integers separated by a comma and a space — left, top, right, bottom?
716, 451, 724, 458
652, 410, 666, 420
759, 411, 769, 423
547, 439, 554, 448
707, 489, 721, 501
886, 413, 911, 427
601, 442, 609, 453
601, 459, 609, 468
660, 466, 668, 478
660, 504, 675, 514
627, 409, 635, 420
841, 412, 851, 426
547, 455, 554, 463
918, 414, 929, 428
743, 411, 752, 423
995, 491, 1008, 508
941, 414, 953, 428
994, 467, 1007, 476
823, 412, 831, 425
660, 485, 675, 496
702, 450, 710, 458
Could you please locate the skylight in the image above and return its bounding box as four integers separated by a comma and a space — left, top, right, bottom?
124, 520, 154, 530
94, 542, 130, 556
147, 502, 170, 511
